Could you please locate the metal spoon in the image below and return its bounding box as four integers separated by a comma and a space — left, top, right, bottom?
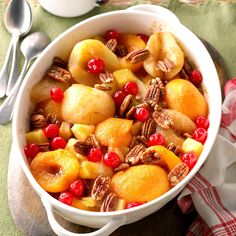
0, 0, 32, 98
0, 32, 50, 124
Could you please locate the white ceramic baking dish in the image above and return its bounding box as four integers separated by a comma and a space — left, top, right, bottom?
12, 5, 222, 236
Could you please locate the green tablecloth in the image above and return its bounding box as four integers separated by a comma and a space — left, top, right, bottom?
0, 0, 235, 235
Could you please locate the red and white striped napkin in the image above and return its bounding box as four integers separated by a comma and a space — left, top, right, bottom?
178, 78, 236, 236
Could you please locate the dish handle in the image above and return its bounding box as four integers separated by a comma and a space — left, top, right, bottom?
41, 197, 126, 236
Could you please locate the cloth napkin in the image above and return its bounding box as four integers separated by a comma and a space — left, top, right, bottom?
178, 78, 236, 236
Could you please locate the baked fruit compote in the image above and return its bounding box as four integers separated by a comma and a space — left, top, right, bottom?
25, 29, 209, 212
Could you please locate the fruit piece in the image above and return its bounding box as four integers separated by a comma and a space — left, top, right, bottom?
79, 161, 113, 179
62, 84, 115, 125
40, 99, 62, 121
88, 148, 103, 162
156, 126, 184, 147
119, 34, 146, 53
108, 147, 125, 162
69, 179, 85, 198
123, 81, 138, 96
72, 197, 100, 211
26, 129, 48, 144
50, 87, 64, 103
143, 32, 184, 80
71, 124, 95, 141
103, 152, 121, 168
192, 128, 208, 144
30, 149, 80, 192
68, 39, 120, 86
113, 90, 128, 106
87, 58, 105, 73
119, 57, 143, 72
137, 33, 149, 44
162, 109, 196, 134
164, 79, 208, 121
135, 107, 150, 122
113, 68, 137, 89
111, 165, 170, 202
43, 124, 59, 139
181, 152, 198, 170
181, 137, 203, 158
95, 117, 133, 147
148, 133, 165, 147
58, 192, 73, 206
189, 69, 203, 86
65, 138, 87, 162
147, 145, 182, 171
24, 143, 40, 159
116, 199, 126, 211
59, 122, 73, 141
196, 115, 209, 130
126, 202, 143, 209
50, 137, 67, 150
31, 76, 69, 103
105, 29, 119, 41
130, 121, 143, 136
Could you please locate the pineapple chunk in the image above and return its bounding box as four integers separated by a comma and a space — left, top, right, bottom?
113, 69, 138, 89
181, 138, 204, 158
71, 124, 95, 141
26, 129, 48, 144
79, 161, 113, 179
59, 122, 73, 141
116, 199, 126, 211
65, 138, 87, 162
72, 197, 101, 211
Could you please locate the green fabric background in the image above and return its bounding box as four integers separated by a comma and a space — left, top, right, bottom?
0, 0, 235, 235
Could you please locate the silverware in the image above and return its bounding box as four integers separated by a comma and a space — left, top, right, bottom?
0, 32, 50, 124
0, 0, 32, 98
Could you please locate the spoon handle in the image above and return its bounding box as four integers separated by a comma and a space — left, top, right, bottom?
0, 37, 14, 98
0, 59, 29, 124
6, 36, 19, 96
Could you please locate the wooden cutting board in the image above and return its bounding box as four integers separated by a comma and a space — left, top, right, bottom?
7, 40, 228, 236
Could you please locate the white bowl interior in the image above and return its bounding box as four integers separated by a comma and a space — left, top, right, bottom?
13, 9, 222, 227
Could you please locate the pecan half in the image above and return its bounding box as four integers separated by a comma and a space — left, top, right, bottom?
125, 144, 145, 165
86, 134, 100, 148
99, 71, 114, 84
141, 119, 156, 139
167, 143, 181, 155
140, 149, 160, 165
183, 132, 192, 139
48, 65, 72, 84
183, 58, 193, 75
100, 193, 118, 212
46, 114, 61, 126
119, 94, 133, 117
30, 114, 47, 129
126, 106, 136, 119
144, 81, 161, 108
38, 143, 50, 152
106, 39, 117, 52
168, 163, 189, 186
126, 49, 150, 64
91, 175, 111, 201
136, 135, 148, 146
153, 111, 173, 129
74, 140, 93, 156
116, 45, 128, 57
156, 58, 174, 72
114, 163, 130, 172
94, 83, 112, 91
52, 57, 67, 69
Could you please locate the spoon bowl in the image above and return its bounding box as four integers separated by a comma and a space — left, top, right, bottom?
0, 32, 50, 124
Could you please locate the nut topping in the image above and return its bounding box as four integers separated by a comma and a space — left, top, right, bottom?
136, 135, 148, 147
91, 175, 111, 201
167, 143, 181, 155
156, 58, 174, 72
30, 114, 47, 129
125, 144, 145, 165
100, 193, 118, 212
119, 94, 133, 117
168, 163, 189, 186
116, 45, 128, 57
99, 71, 114, 84
126, 106, 136, 119
74, 140, 94, 156
140, 149, 160, 165
86, 134, 100, 148
46, 114, 61, 126
125, 49, 150, 64
52, 57, 67, 69
153, 111, 173, 129
141, 119, 156, 139
114, 163, 130, 172
144, 80, 161, 108
48, 65, 72, 84
94, 83, 112, 91
106, 39, 117, 52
